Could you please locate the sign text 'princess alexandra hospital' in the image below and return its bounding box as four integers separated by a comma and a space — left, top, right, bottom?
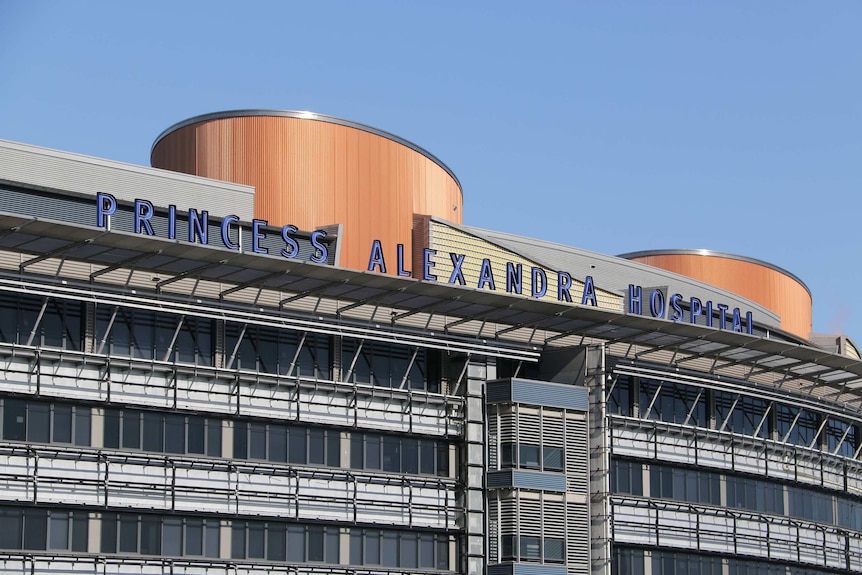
95, 193, 754, 335
365, 240, 754, 335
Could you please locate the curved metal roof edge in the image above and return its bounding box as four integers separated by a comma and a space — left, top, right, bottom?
150, 109, 462, 193
618, 248, 811, 298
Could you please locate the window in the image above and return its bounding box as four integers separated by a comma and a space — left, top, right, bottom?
650, 464, 720, 506
608, 374, 633, 416
103, 408, 221, 456
342, 339, 440, 392
0, 507, 87, 552
351, 432, 449, 477
225, 323, 330, 379
231, 521, 338, 563
788, 487, 833, 524
500, 442, 563, 473
714, 391, 770, 438
1, 398, 91, 446
726, 475, 784, 514
500, 535, 562, 564
610, 459, 643, 496
0, 293, 82, 350
96, 307, 212, 366
103, 513, 218, 557
234, 422, 339, 467
640, 379, 706, 426
349, 528, 449, 569
612, 547, 644, 575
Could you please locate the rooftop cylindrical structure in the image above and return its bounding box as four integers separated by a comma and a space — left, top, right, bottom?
151, 110, 463, 272
620, 249, 812, 339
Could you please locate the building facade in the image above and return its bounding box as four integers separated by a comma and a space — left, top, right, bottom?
0, 112, 860, 575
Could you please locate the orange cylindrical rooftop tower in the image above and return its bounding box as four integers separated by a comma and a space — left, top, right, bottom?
151, 110, 463, 272
620, 249, 813, 340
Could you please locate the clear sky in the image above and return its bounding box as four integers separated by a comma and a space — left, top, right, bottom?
1, 1, 860, 341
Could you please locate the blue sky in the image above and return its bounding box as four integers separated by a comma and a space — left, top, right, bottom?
1, 1, 860, 340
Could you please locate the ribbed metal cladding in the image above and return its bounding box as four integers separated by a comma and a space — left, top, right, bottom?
151, 112, 463, 273
623, 251, 812, 339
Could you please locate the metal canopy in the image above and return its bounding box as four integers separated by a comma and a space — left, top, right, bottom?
2, 212, 862, 409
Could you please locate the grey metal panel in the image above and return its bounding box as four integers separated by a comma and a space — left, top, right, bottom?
487, 564, 568, 575
0, 186, 336, 265
488, 565, 515, 575
510, 378, 589, 411
486, 380, 513, 403
449, 220, 781, 328
477, 470, 566, 492
0, 139, 255, 221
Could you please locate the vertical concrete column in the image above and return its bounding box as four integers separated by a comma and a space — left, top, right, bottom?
462, 358, 488, 575
586, 344, 611, 575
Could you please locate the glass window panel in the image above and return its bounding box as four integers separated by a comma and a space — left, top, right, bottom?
326, 528, 339, 563
0, 293, 17, 343
205, 521, 220, 558
27, 403, 50, 443
249, 422, 267, 460
381, 531, 398, 567
23, 509, 47, 550
382, 436, 400, 472
519, 444, 540, 468
231, 522, 246, 559
267, 523, 286, 561
142, 412, 163, 452
43, 299, 69, 347
187, 416, 205, 454
206, 419, 222, 457
400, 532, 418, 568
543, 446, 563, 471
100, 512, 117, 553
419, 439, 435, 474
402, 438, 419, 475
119, 515, 138, 553
233, 421, 248, 459
53, 404, 73, 444
269, 425, 287, 463
437, 442, 449, 476
520, 536, 541, 560
104, 409, 120, 447
307, 525, 324, 562
436, 536, 449, 570
48, 513, 69, 550
287, 525, 305, 561
122, 410, 141, 450
350, 530, 362, 564
247, 522, 265, 559
140, 515, 160, 555
289, 427, 307, 464
3, 398, 27, 441
164, 414, 185, 454
327, 430, 341, 467
309, 428, 325, 465
185, 518, 203, 556
75, 407, 91, 446
350, 433, 363, 469
162, 518, 182, 557
367, 434, 381, 470
71, 511, 88, 552
365, 530, 380, 564
419, 534, 435, 568
545, 537, 565, 562
0, 509, 21, 549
